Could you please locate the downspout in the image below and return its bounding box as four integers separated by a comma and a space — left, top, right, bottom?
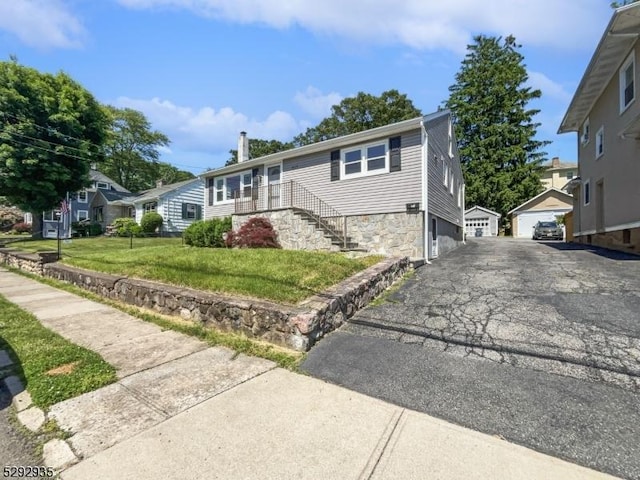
421, 120, 431, 265
462, 183, 466, 244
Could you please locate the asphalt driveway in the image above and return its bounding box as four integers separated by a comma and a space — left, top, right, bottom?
302, 238, 640, 479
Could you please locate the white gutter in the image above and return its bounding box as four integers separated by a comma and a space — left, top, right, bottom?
421, 120, 431, 264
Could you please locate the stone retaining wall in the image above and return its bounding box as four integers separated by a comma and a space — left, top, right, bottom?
0, 248, 409, 351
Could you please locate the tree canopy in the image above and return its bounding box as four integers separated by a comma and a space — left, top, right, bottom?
611, 0, 639, 8
100, 106, 185, 192
445, 35, 548, 222
294, 89, 422, 146
225, 138, 294, 166
0, 59, 108, 213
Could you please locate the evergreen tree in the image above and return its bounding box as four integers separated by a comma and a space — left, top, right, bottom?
446, 35, 548, 224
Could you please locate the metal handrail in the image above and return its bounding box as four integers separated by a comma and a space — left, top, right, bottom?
234, 180, 348, 248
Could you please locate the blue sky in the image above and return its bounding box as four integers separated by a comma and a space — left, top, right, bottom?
0, 0, 615, 174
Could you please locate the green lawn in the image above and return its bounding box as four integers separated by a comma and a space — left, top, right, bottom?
14, 238, 383, 304
0, 295, 116, 408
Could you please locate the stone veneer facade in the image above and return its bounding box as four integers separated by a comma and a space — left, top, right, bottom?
233, 209, 424, 259
0, 247, 409, 352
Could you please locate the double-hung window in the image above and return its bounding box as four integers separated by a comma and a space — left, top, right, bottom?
620, 51, 635, 113
595, 126, 604, 159
342, 142, 388, 178
214, 170, 253, 204
77, 190, 88, 203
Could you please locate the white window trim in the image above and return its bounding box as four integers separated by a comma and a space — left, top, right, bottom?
184, 203, 198, 220
443, 159, 449, 188
581, 118, 590, 145
76, 210, 89, 221
341, 141, 389, 180
448, 119, 454, 158
77, 190, 88, 203
583, 179, 591, 206
595, 126, 604, 159
214, 169, 253, 205
143, 201, 158, 213
619, 51, 635, 114
96, 181, 110, 190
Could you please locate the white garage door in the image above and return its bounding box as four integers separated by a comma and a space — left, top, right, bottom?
516, 210, 566, 238
465, 217, 491, 237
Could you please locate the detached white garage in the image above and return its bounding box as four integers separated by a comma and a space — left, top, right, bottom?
509, 188, 573, 238
465, 206, 501, 237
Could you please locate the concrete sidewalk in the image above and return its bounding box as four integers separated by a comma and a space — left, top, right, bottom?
0, 268, 621, 479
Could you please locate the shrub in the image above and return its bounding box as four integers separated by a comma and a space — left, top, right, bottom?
183, 217, 232, 247
230, 217, 280, 248
112, 218, 143, 237
11, 222, 31, 234
140, 212, 163, 233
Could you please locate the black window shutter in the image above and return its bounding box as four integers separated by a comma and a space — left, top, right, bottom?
208, 178, 214, 205
196, 204, 202, 220
389, 136, 401, 172
181, 203, 187, 219
330, 150, 340, 181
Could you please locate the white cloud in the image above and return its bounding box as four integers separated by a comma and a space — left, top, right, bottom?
528, 71, 573, 103
115, 96, 301, 153
0, 0, 86, 49
117, 0, 607, 53
293, 86, 342, 119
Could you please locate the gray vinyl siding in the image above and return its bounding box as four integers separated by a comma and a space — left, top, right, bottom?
427, 114, 464, 227
205, 166, 263, 219
134, 180, 204, 233
282, 128, 423, 216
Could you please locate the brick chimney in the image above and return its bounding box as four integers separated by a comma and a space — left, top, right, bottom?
551, 157, 560, 168
238, 131, 249, 163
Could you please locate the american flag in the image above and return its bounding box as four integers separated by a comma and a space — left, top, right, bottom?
60, 198, 70, 214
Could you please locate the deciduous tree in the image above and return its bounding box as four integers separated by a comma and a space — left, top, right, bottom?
445, 35, 548, 224
0, 59, 108, 234
225, 138, 294, 166
294, 89, 421, 146
101, 106, 172, 191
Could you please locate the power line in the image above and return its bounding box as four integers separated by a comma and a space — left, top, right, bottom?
1, 112, 205, 172
1, 128, 98, 157
1, 135, 94, 163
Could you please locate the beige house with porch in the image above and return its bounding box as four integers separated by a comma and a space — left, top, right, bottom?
558, 3, 640, 254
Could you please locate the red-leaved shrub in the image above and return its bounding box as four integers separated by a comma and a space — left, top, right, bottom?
230, 217, 280, 248
12, 222, 31, 234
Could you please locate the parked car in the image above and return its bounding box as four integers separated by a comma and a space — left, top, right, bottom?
532, 221, 563, 240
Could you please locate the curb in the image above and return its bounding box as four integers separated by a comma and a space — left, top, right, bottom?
1, 350, 79, 473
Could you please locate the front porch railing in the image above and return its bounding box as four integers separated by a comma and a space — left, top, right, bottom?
234, 180, 347, 248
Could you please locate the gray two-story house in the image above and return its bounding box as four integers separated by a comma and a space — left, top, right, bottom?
42, 169, 130, 238
201, 110, 465, 263
559, 3, 640, 254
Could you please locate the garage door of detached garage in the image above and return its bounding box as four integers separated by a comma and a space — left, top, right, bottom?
508, 188, 573, 238
515, 210, 567, 238
466, 217, 490, 237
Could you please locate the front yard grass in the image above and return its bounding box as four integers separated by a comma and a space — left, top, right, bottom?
15, 238, 383, 304
0, 295, 116, 408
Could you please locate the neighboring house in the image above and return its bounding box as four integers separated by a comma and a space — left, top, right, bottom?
127, 179, 204, 236
541, 157, 577, 191
201, 111, 465, 262
464, 206, 501, 237
508, 188, 573, 238
42, 168, 130, 239
558, 3, 640, 254
89, 190, 136, 232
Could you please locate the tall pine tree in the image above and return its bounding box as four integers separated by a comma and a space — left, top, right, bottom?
446, 35, 548, 226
